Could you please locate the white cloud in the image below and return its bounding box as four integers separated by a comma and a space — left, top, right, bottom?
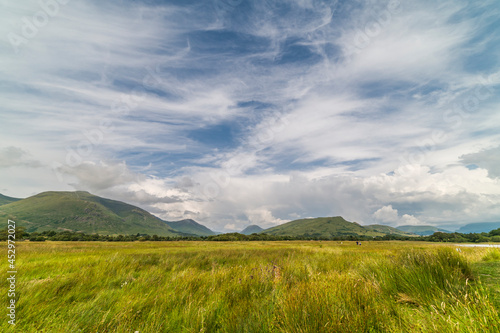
373, 205, 422, 226
244, 208, 290, 228
373, 205, 399, 223
400, 214, 421, 226
223, 223, 238, 231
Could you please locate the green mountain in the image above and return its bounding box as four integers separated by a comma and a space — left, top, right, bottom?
164, 219, 215, 236
240, 225, 264, 235
0, 194, 21, 206
457, 222, 500, 234
364, 224, 417, 236
396, 225, 451, 236
0, 191, 181, 236
261, 216, 415, 238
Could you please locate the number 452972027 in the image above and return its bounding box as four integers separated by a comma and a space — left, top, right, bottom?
7, 220, 16, 269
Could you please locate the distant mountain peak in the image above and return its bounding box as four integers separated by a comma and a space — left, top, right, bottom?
0, 191, 180, 236
240, 225, 264, 235
262, 216, 415, 238
164, 219, 215, 236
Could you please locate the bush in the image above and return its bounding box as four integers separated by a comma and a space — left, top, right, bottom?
29, 236, 46, 242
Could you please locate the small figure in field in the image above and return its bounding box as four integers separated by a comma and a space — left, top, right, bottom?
356, 241, 359, 245
359, 242, 361, 246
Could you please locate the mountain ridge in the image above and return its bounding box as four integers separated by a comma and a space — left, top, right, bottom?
261, 216, 417, 238
0, 193, 22, 206
396, 225, 451, 236
164, 219, 216, 236
6, 191, 493, 239
240, 225, 264, 235
0, 191, 181, 236
457, 222, 500, 234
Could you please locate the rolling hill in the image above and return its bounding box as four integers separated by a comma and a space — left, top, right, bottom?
164, 219, 216, 236
0, 191, 182, 236
240, 225, 264, 235
0, 194, 21, 206
396, 225, 451, 236
261, 216, 415, 238
364, 224, 417, 236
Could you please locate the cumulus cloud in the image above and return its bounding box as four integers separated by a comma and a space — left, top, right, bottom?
400, 214, 421, 226
373, 205, 421, 226
118, 162, 499, 231
373, 205, 399, 224
244, 208, 290, 228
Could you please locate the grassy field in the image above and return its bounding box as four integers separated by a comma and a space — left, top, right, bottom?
2, 241, 500, 332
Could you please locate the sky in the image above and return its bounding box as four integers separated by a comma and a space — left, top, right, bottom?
1, 0, 499, 232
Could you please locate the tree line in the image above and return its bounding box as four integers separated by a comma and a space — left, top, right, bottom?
1, 228, 500, 242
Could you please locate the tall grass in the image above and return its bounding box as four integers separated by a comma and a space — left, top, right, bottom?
1, 241, 498, 332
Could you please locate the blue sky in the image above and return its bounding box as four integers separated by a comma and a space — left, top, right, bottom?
1, 0, 500, 231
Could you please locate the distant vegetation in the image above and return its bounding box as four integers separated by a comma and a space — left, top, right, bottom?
3, 228, 500, 243
4, 241, 498, 332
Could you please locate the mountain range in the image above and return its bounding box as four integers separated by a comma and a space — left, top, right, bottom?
456, 222, 500, 234
0, 191, 185, 236
396, 225, 451, 236
262, 217, 416, 238
2, 191, 497, 238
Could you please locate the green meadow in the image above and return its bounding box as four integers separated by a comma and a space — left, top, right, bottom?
2, 241, 500, 332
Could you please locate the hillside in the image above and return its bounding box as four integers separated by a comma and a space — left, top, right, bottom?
262, 216, 410, 238
364, 224, 418, 237
164, 219, 215, 236
396, 225, 451, 236
0, 193, 21, 206
457, 222, 500, 234
0, 191, 181, 236
240, 225, 264, 235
